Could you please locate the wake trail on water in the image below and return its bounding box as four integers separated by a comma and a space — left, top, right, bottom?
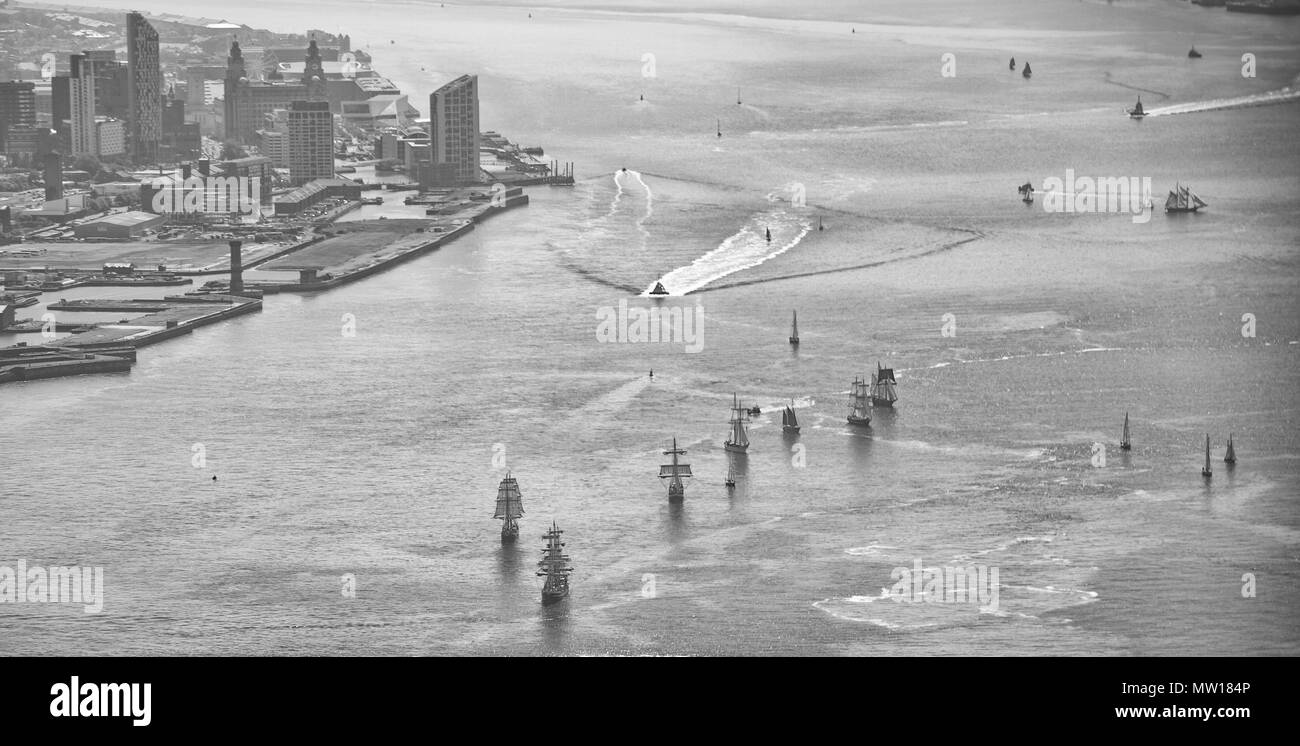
1145, 84, 1300, 117
646, 211, 812, 295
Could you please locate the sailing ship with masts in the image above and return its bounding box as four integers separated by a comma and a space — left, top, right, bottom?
659, 437, 693, 502
493, 472, 525, 542
1202, 434, 1213, 478
789, 311, 800, 345
870, 362, 897, 407
537, 521, 573, 605
724, 393, 750, 452
1018, 181, 1034, 203
1120, 413, 1132, 451
725, 464, 736, 488
1225, 434, 1237, 464
847, 376, 872, 427
782, 400, 801, 434
1022, 62, 1032, 78
1165, 183, 1207, 213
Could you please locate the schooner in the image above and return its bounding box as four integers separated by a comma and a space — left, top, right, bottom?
493, 472, 525, 542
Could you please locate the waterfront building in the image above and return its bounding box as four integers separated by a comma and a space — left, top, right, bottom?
428, 74, 481, 185
272, 178, 361, 215
126, 12, 162, 164
287, 100, 334, 185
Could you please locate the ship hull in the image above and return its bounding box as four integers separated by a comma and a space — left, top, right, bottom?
668, 484, 685, 502
723, 443, 748, 453
871, 398, 895, 408
847, 416, 871, 427
1165, 207, 1201, 213
1227, 2, 1300, 14
541, 590, 568, 605
782, 426, 801, 434
501, 525, 519, 542
1120, 444, 1131, 451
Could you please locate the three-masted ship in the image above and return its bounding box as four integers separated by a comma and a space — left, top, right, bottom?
1165, 183, 1207, 213
659, 437, 693, 502
1120, 413, 1132, 451
493, 472, 525, 542
724, 393, 750, 452
537, 521, 573, 605
870, 362, 897, 407
782, 400, 801, 434
847, 376, 872, 427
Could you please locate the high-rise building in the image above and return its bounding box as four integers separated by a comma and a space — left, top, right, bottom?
68, 54, 98, 157
0, 81, 37, 153
428, 74, 481, 185
286, 100, 333, 185
126, 12, 162, 163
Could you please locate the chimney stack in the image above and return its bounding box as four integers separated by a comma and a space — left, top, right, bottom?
229, 240, 243, 296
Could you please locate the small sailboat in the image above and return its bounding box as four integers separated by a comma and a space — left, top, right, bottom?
748, 405, 761, 416
789, 310, 800, 345
847, 376, 872, 427
765, 227, 771, 242
1188, 46, 1202, 59
537, 521, 572, 605
1128, 96, 1146, 119
737, 87, 742, 105
782, 400, 801, 434
1165, 183, 1207, 213
639, 93, 644, 101
649, 281, 669, 295
870, 362, 897, 407
493, 472, 525, 542
1120, 412, 1132, 451
1225, 434, 1236, 464
817, 215, 824, 231
725, 465, 736, 488
716, 118, 722, 138
1202, 434, 1213, 478
1009, 57, 1016, 71
659, 437, 693, 502
1022, 62, 1032, 78
1018, 181, 1034, 203
724, 393, 750, 453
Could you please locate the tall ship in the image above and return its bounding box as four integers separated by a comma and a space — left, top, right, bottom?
724, 393, 750, 452
1202, 434, 1213, 478
1165, 183, 1207, 213
870, 362, 897, 407
782, 400, 801, 434
847, 376, 872, 427
537, 521, 573, 605
1120, 413, 1132, 451
493, 472, 525, 542
789, 310, 800, 345
659, 437, 693, 502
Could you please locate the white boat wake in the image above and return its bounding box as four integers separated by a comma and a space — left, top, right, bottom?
610, 169, 654, 250
1146, 86, 1300, 117
646, 209, 811, 295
